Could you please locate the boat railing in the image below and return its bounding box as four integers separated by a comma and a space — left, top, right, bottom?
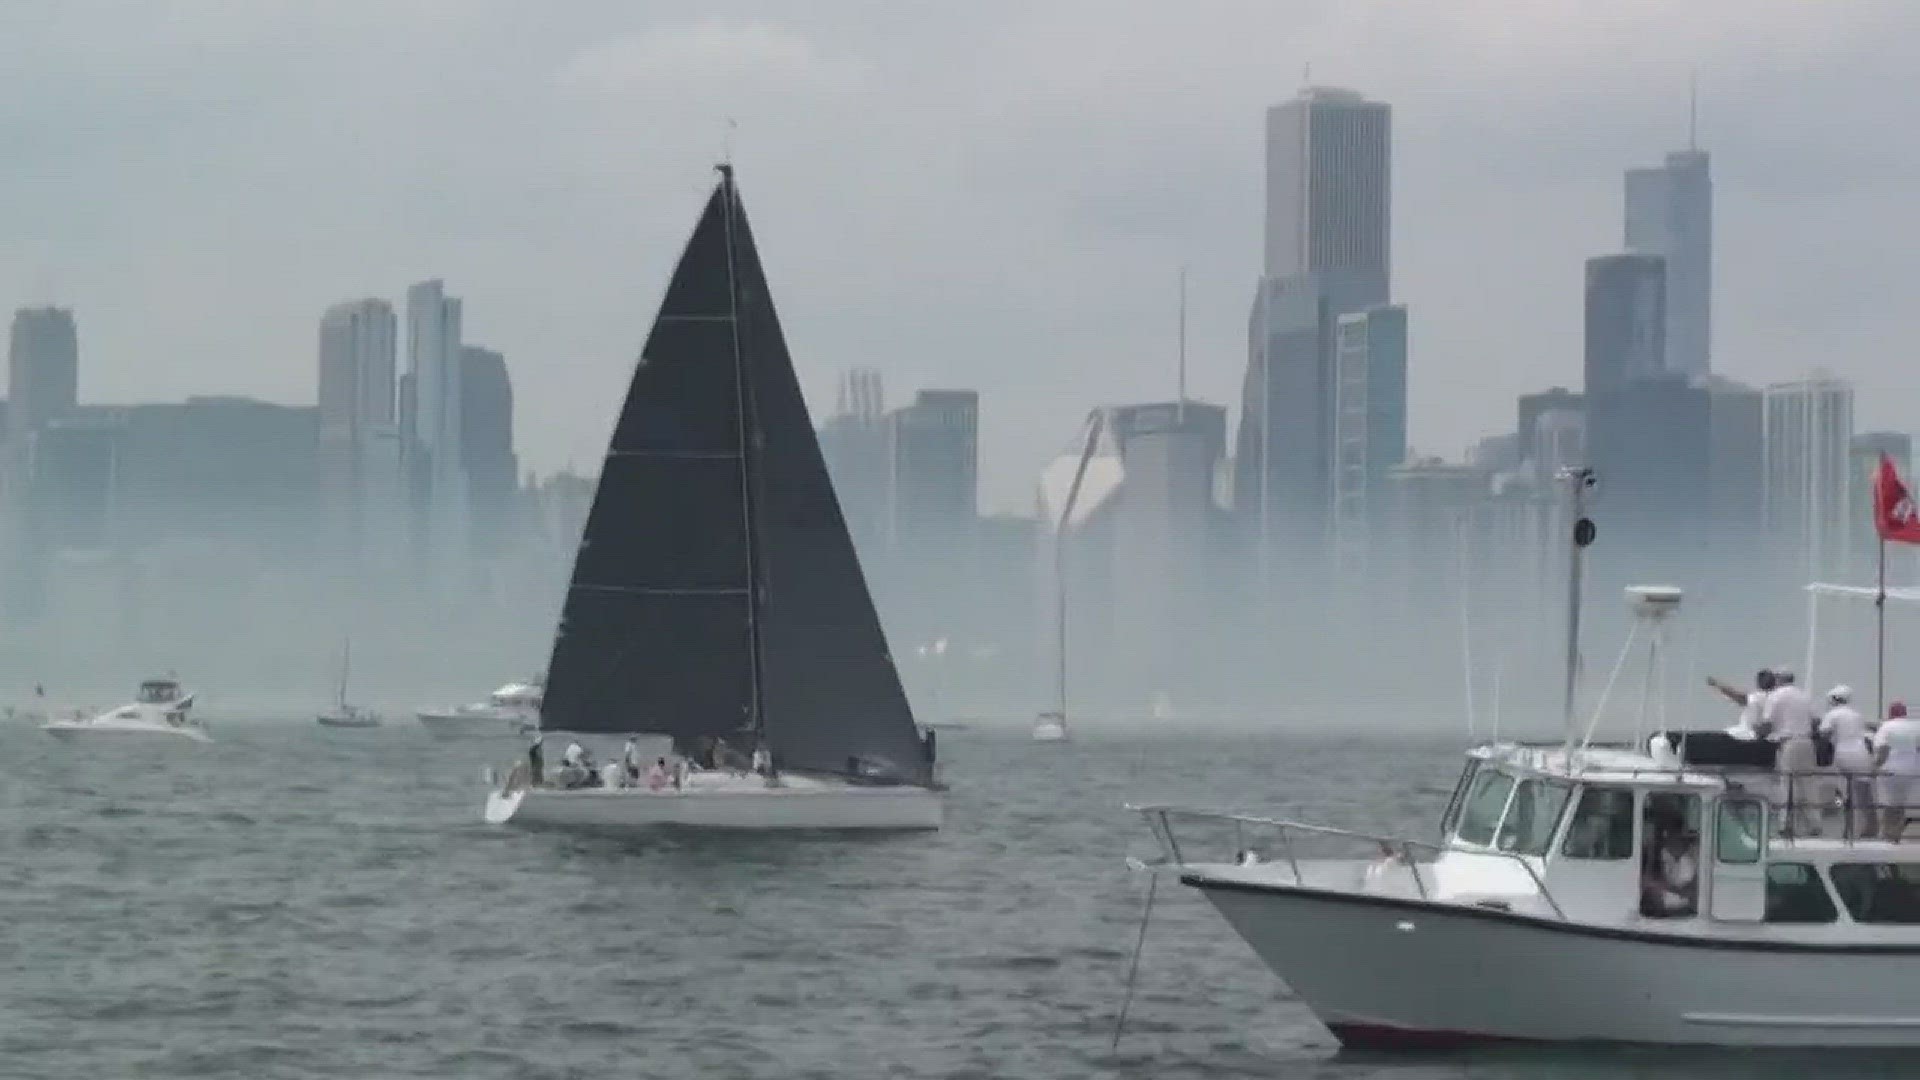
1130, 805, 1570, 921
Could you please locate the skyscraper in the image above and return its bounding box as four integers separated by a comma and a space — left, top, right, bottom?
1625, 149, 1712, 377
7, 307, 79, 471
1583, 255, 1667, 396
886, 389, 978, 548
1237, 88, 1392, 548
318, 299, 397, 434
1263, 87, 1392, 294
318, 299, 400, 569
404, 280, 468, 585
1763, 375, 1855, 581
459, 345, 517, 521
1330, 304, 1407, 561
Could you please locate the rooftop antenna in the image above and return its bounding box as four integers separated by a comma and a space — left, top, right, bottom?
722, 117, 738, 167
1176, 265, 1188, 422
1302, 62, 1312, 88
1687, 71, 1698, 150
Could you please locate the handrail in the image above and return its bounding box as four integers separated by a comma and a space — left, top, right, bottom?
1129, 805, 1571, 921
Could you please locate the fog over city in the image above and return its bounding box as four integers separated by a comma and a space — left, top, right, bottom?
3, 2, 1919, 730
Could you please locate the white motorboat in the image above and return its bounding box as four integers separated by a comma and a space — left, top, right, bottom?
41, 676, 206, 742
484, 165, 941, 832
1131, 466, 1920, 1048
318, 638, 383, 728
417, 678, 540, 738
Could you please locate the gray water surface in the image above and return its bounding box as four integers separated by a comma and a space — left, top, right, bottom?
1, 721, 1911, 1079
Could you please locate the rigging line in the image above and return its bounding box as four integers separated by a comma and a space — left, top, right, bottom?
716, 165, 767, 738
1110, 868, 1159, 1052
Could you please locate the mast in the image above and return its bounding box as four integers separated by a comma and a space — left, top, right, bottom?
338, 637, 351, 710
1560, 466, 1596, 750
1176, 265, 1188, 423
717, 162, 767, 737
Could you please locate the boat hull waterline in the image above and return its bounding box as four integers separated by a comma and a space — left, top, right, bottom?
487, 779, 942, 831
41, 716, 209, 742
1191, 871, 1920, 1048
417, 711, 533, 738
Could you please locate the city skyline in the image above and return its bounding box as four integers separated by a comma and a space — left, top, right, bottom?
4, 6, 1919, 514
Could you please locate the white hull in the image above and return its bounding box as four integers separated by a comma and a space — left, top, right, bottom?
1191, 869, 1920, 1047
486, 774, 942, 831
41, 717, 209, 742
317, 714, 381, 729
1032, 721, 1069, 742
417, 711, 532, 738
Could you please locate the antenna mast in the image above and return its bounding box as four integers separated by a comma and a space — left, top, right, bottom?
1176, 265, 1188, 421
1687, 72, 1698, 150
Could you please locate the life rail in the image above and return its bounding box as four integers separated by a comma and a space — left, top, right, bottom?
1129, 805, 1570, 921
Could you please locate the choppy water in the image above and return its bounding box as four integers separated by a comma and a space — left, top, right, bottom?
2, 719, 1916, 1079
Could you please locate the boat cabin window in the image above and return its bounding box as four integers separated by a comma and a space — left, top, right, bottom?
1765, 863, 1839, 924
1560, 786, 1635, 860
1828, 863, 1920, 924
1453, 770, 1515, 846
1639, 793, 1701, 918
1495, 779, 1574, 856
137, 682, 178, 703
1439, 759, 1481, 838
1715, 799, 1764, 865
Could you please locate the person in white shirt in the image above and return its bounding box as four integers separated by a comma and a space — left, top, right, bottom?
1874, 701, 1920, 842
1762, 668, 1818, 837
1707, 669, 1774, 741
1819, 685, 1875, 838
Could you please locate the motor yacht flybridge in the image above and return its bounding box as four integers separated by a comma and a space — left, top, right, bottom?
1135, 466, 1920, 1048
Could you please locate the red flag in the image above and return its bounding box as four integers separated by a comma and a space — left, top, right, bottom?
1874, 453, 1920, 544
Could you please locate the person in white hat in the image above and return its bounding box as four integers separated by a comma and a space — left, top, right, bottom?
1762, 667, 1818, 837
1818, 685, 1874, 838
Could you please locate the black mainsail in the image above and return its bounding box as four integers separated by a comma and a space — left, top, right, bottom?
541, 166, 930, 784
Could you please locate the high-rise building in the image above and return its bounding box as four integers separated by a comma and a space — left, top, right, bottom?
1263, 87, 1392, 292
1763, 375, 1855, 581
1703, 376, 1763, 536
318, 300, 397, 434
5, 307, 79, 622
404, 280, 469, 583
818, 369, 889, 551
459, 345, 517, 532
1239, 88, 1393, 550
885, 389, 978, 547
1625, 149, 1712, 377
1583, 255, 1667, 397
1330, 304, 1408, 512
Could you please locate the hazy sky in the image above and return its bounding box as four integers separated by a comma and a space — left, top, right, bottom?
4, 1, 1918, 513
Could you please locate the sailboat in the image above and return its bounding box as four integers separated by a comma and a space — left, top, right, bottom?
483, 165, 941, 830
317, 638, 381, 728
1034, 412, 1109, 744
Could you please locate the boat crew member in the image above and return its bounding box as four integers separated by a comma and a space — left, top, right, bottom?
1874, 701, 1920, 841
646, 757, 670, 790
1820, 685, 1875, 837
1641, 829, 1699, 917
751, 744, 772, 777
1761, 667, 1818, 837
1707, 669, 1774, 741
528, 735, 545, 787
623, 738, 643, 783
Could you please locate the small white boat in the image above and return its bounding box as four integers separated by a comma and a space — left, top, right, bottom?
1031, 711, 1069, 742
417, 678, 540, 738
318, 638, 382, 728
42, 676, 206, 742
483, 165, 941, 832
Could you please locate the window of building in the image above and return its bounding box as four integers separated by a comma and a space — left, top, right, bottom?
1496, 779, 1574, 856
1765, 863, 1839, 924
1560, 786, 1635, 860
1453, 770, 1515, 847
1828, 863, 1920, 924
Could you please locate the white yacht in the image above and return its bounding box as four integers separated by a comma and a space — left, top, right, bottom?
483, 165, 941, 831
42, 676, 206, 742
417, 678, 541, 738
1133, 466, 1920, 1048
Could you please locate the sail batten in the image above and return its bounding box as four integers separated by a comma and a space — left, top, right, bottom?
539, 169, 931, 785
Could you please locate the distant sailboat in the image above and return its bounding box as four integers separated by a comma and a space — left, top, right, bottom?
1035, 414, 1108, 744
318, 638, 381, 728
484, 165, 941, 830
